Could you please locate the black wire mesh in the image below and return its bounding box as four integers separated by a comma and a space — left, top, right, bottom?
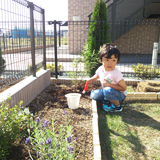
0, 0, 44, 90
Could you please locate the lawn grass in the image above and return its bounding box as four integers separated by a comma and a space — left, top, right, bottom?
97, 101, 160, 160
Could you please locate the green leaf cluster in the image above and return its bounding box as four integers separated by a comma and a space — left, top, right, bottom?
83, 0, 111, 76
46, 62, 64, 73
26, 62, 64, 77
27, 114, 77, 159
0, 46, 6, 75
0, 97, 33, 159
132, 63, 160, 79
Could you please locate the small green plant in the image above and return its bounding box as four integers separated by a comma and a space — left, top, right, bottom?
82, 43, 100, 77
25, 62, 64, 77
0, 97, 33, 159
68, 58, 86, 90
69, 59, 79, 90
0, 46, 6, 75
26, 111, 77, 160
132, 63, 160, 79
47, 62, 64, 73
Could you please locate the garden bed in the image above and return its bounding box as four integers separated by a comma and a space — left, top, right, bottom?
6, 82, 100, 160
3, 79, 160, 159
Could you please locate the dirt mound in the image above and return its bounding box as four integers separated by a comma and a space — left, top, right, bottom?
136, 80, 160, 92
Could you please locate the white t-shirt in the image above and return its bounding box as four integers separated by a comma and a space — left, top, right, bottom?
95, 65, 127, 96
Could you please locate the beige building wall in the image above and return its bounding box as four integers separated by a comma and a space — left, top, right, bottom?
113, 20, 159, 54
68, 0, 95, 53
68, 0, 159, 55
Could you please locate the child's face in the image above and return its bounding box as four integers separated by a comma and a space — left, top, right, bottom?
101, 54, 118, 71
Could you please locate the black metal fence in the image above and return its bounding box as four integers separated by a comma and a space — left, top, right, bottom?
48, 20, 160, 81
0, 0, 160, 91
0, 0, 46, 90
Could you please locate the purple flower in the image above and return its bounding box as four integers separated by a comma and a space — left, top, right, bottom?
40, 141, 44, 145
56, 143, 60, 148
69, 146, 74, 153
66, 136, 72, 143
47, 153, 52, 157
46, 138, 52, 144
75, 137, 77, 141
43, 119, 49, 127
36, 117, 41, 123
67, 146, 74, 153
25, 137, 31, 144
64, 110, 67, 115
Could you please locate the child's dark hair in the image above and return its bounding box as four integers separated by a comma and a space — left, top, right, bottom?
98, 43, 121, 62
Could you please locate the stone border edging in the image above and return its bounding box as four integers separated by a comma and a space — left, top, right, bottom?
92, 100, 101, 160
125, 92, 160, 101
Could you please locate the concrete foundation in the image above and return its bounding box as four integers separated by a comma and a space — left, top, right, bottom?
0, 69, 50, 107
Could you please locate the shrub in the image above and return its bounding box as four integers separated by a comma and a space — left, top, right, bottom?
68, 58, 86, 90
83, 0, 111, 76
26, 111, 77, 159
0, 46, 6, 75
132, 63, 160, 79
0, 97, 33, 159
47, 62, 64, 73
25, 62, 64, 77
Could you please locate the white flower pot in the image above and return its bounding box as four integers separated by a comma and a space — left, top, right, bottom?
65, 93, 81, 109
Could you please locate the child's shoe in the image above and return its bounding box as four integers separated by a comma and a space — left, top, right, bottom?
103, 103, 123, 112
102, 102, 116, 112
115, 106, 123, 112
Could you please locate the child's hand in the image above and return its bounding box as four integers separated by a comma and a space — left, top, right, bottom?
102, 79, 111, 87
87, 80, 92, 83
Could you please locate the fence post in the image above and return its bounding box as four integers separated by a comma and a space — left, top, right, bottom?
3, 33, 5, 51
158, 20, 160, 53
42, 9, 46, 70
59, 22, 61, 47
29, 2, 36, 77
111, 0, 116, 41
152, 42, 158, 66
19, 34, 21, 50
54, 20, 58, 79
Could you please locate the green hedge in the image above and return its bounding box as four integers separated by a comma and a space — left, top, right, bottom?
132, 63, 160, 79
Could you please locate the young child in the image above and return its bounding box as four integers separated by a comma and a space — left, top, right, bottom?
87, 43, 127, 112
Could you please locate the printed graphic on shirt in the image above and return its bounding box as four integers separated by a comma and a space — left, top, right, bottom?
104, 76, 112, 83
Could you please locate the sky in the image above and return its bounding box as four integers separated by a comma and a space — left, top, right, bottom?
31, 0, 68, 21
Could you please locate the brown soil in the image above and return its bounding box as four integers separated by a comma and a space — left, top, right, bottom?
6, 82, 100, 160
0, 78, 23, 93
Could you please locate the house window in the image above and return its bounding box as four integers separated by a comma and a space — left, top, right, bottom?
73, 16, 81, 21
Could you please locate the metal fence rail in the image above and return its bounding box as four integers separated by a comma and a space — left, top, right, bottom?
0, 0, 46, 90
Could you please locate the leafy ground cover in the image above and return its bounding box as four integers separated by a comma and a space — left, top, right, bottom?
97, 101, 160, 160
